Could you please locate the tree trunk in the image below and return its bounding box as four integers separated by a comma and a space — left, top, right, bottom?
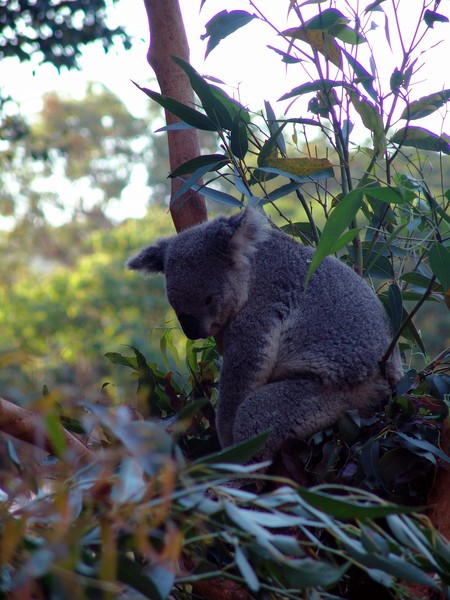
142, 0, 207, 232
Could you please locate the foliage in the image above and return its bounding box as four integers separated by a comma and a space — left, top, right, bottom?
141, 0, 450, 369
0, 0, 130, 70
0, 85, 164, 233
1, 0, 450, 598
1, 341, 450, 599
0, 206, 174, 405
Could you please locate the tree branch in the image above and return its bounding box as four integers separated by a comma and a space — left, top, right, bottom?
0, 396, 93, 466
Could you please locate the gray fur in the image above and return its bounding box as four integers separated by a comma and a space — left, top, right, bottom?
128, 208, 403, 460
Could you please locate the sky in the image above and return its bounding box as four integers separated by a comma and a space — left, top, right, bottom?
4, 0, 450, 119
2, 0, 450, 221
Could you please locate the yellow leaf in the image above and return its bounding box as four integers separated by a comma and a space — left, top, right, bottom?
284, 28, 342, 68
265, 157, 334, 178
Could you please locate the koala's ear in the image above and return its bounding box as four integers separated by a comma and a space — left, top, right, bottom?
127, 238, 171, 274
226, 206, 269, 265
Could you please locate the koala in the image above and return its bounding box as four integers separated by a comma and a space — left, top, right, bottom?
127, 207, 403, 461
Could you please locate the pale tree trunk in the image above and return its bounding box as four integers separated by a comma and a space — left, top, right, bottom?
142, 0, 207, 232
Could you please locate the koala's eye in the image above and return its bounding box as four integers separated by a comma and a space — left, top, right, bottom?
205, 295, 214, 307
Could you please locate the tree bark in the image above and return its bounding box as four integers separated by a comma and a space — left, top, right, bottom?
142, 0, 207, 232
427, 419, 450, 540
0, 396, 93, 466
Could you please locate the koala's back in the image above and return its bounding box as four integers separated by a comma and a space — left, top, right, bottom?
237, 228, 401, 388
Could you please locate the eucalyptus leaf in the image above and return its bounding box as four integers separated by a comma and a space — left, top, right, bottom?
133, 82, 217, 131
305, 188, 364, 286
117, 555, 165, 600
171, 57, 233, 130
429, 243, 450, 289
279, 79, 350, 102
423, 9, 449, 28
191, 183, 243, 207
388, 283, 403, 333
400, 89, 450, 120
197, 431, 270, 465
169, 154, 229, 178
234, 545, 260, 592
391, 127, 450, 154
202, 10, 257, 57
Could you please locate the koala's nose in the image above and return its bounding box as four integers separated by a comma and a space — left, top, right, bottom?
177, 314, 205, 340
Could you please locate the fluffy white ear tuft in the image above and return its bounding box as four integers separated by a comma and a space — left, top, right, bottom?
229, 206, 269, 266
127, 238, 171, 273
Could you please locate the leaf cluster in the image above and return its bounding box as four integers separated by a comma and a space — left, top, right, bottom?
139, 1, 450, 362
0, 0, 131, 70
1, 341, 449, 599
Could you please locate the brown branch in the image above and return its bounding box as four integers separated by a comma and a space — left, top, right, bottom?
427, 418, 450, 540
0, 396, 93, 466
142, 0, 207, 232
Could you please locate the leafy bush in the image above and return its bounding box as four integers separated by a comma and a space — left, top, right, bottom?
141, 1, 450, 370
1, 340, 449, 599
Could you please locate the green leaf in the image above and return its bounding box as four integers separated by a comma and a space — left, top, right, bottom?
201, 10, 257, 57
282, 559, 349, 589
429, 243, 450, 289
400, 89, 450, 120
402, 310, 426, 354
349, 551, 439, 589
330, 24, 366, 45
348, 91, 386, 152
44, 413, 67, 458
305, 188, 364, 286
170, 162, 224, 205
364, 0, 387, 13
234, 545, 260, 592
279, 80, 350, 102
297, 487, 412, 519
191, 183, 243, 207
169, 154, 230, 178
105, 352, 137, 370
400, 272, 437, 290
391, 127, 450, 154
363, 252, 394, 278
304, 8, 349, 30
395, 432, 450, 464
264, 181, 303, 203
210, 86, 250, 124
197, 431, 270, 465
133, 82, 217, 131
329, 227, 361, 254
174, 398, 210, 423
265, 100, 287, 155
424, 9, 449, 28
341, 48, 376, 100
388, 283, 403, 333
364, 186, 411, 205
117, 554, 166, 600
171, 57, 233, 130
230, 117, 248, 159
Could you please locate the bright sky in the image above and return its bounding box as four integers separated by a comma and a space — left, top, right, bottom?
3, 0, 450, 118
1, 0, 450, 220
